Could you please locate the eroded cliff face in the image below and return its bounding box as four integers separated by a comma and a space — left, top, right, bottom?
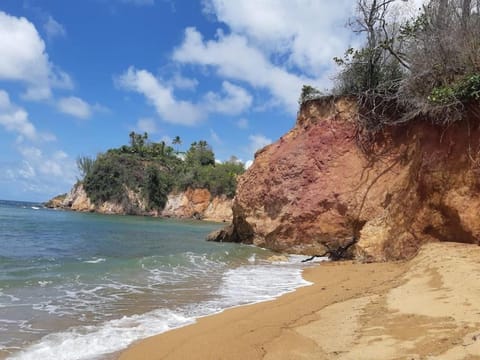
59, 183, 153, 215
55, 183, 232, 221
213, 97, 480, 261
162, 188, 232, 222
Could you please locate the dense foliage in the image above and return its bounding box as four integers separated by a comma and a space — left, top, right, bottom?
328, 0, 480, 130
81, 133, 245, 209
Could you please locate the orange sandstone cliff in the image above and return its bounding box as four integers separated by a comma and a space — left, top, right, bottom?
210, 97, 480, 261
53, 183, 232, 222
162, 188, 232, 222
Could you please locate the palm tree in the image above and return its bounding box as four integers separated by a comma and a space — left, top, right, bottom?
172, 136, 182, 153
129, 131, 136, 148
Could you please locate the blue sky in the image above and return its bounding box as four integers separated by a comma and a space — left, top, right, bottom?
0, 0, 363, 202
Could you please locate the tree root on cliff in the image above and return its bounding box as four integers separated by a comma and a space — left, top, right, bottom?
302, 237, 358, 262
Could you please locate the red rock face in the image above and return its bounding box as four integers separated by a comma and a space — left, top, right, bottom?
224, 98, 480, 261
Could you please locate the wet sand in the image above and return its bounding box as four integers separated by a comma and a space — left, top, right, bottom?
119, 242, 480, 360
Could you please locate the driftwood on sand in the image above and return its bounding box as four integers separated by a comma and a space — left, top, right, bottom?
302, 237, 357, 262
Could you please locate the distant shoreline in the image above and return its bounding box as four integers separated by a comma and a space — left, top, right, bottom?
43, 202, 231, 224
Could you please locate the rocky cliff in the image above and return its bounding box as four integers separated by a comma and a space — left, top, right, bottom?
210, 97, 480, 261
49, 183, 232, 222
162, 188, 232, 222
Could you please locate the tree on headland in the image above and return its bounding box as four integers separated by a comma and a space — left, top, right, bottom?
185, 141, 215, 166
76, 156, 95, 178
143, 165, 171, 210
128, 131, 149, 154
172, 136, 182, 153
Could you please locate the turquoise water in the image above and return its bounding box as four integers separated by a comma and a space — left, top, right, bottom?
0, 200, 313, 360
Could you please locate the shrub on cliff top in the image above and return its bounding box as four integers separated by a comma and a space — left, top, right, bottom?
333, 0, 480, 130
298, 85, 323, 105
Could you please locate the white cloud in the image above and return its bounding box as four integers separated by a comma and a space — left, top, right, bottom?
160, 135, 172, 145
57, 96, 92, 119
241, 133, 272, 168
0, 11, 72, 100
170, 2, 361, 114
44, 15, 66, 40
121, 2, 355, 117
236, 118, 248, 129
18, 160, 36, 179
136, 117, 158, 134
0, 89, 54, 141
169, 73, 198, 90
0, 90, 11, 108
7, 144, 77, 196
248, 133, 272, 155
203, 1, 355, 76
117, 66, 201, 125
173, 27, 320, 113
117, 67, 252, 125
210, 128, 222, 144
204, 81, 252, 115
0, 93, 76, 197
92, 102, 111, 114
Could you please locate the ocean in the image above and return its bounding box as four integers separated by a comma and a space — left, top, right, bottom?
0, 200, 319, 360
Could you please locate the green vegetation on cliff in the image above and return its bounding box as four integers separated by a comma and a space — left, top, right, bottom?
301, 0, 480, 131
79, 133, 244, 210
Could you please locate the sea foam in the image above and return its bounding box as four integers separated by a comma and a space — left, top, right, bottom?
8, 258, 315, 360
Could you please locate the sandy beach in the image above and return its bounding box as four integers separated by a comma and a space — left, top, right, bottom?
119, 242, 480, 360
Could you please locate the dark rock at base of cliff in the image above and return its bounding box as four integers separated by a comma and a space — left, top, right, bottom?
206, 225, 235, 242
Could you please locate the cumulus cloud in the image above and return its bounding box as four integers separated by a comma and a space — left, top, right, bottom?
5, 144, 78, 197
117, 67, 201, 125
239, 133, 272, 168
57, 96, 92, 119
0, 89, 54, 141
204, 81, 252, 115
210, 128, 222, 144
0, 11, 72, 100
44, 15, 66, 40
136, 117, 158, 134
169, 73, 199, 90
17, 146, 72, 178
0, 90, 76, 197
173, 27, 319, 113
203, 0, 355, 76
170, 2, 361, 114
117, 66, 252, 125
248, 134, 272, 155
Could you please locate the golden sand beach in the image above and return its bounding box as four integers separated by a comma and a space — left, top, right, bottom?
119, 242, 480, 359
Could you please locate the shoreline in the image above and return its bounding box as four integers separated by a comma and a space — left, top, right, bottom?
43, 204, 230, 224
43, 205, 231, 224
118, 242, 480, 360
